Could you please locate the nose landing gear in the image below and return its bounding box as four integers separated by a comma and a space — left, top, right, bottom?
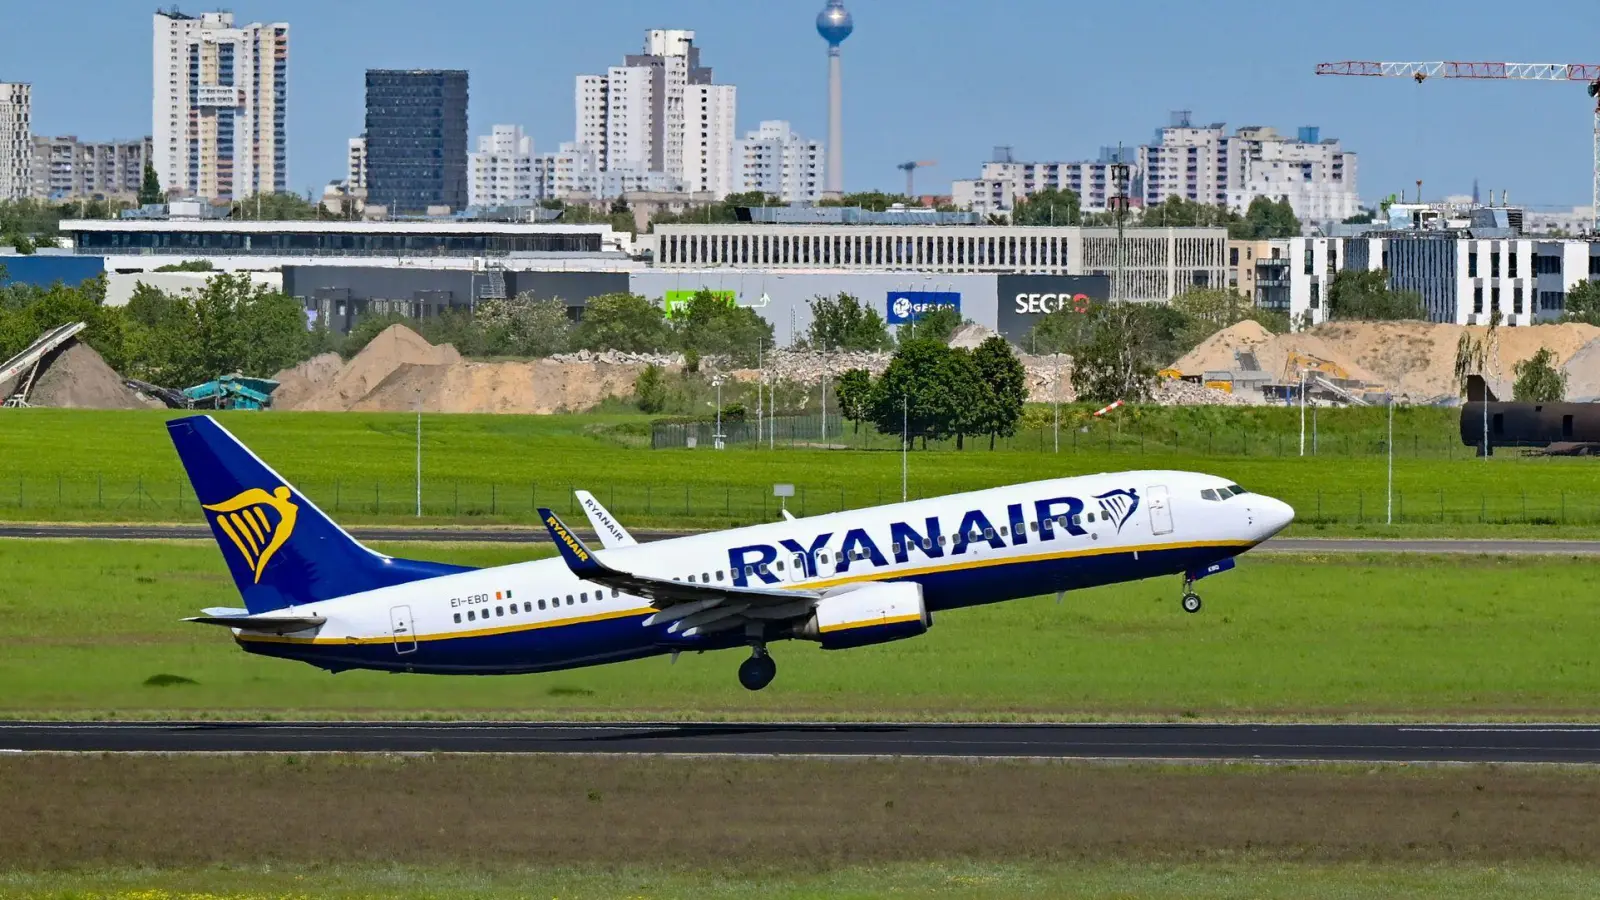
738, 646, 777, 691
1180, 576, 1202, 614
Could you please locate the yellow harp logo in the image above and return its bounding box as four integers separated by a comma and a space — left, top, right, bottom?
204, 486, 299, 583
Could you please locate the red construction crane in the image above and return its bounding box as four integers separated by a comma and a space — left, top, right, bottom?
896, 160, 937, 198
1316, 60, 1600, 232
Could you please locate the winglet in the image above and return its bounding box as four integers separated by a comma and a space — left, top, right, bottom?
538, 508, 606, 577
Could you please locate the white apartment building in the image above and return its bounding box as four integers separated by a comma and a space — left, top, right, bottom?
1141, 116, 1358, 224
468, 125, 535, 207
733, 120, 823, 203
574, 29, 735, 199
30, 136, 152, 201
953, 153, 1135, 219
152, 9, 289, 202
346, 137, 366, 193
0, 83, 31, 202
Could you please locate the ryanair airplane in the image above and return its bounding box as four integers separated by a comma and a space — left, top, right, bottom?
171, 414, 1294, 691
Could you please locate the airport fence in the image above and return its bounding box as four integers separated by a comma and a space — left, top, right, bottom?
3, 473, 1600, 529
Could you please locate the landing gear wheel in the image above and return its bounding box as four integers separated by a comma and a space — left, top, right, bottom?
1182, 592, 1202, 614
738, 651, 777, 691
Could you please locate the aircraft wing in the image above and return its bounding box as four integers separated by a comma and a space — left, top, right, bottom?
574, 490, 637, 548
537, 507, 821, 612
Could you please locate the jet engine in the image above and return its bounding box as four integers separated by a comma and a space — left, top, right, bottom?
795, 582, 930, 650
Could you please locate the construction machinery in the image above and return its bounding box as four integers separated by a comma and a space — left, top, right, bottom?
182, 375, 280, 410
1282, 351, 1350, 384
896, 160, 937, 198
1, 322, 87, 408
1316, 60, 1600, 233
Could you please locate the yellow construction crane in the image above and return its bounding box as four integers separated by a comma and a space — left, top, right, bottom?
897, 160, 937, 198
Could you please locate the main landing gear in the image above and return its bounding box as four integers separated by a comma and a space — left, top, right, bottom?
1180, 576, 1203, 614
738, 646, 777, 691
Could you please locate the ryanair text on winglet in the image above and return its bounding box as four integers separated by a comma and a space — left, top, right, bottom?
547, 515, 590, 562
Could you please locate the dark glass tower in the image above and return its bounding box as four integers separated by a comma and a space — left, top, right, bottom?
364, 69, 468, 214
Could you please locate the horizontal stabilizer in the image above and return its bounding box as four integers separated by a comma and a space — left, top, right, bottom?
184, 613, 327, 634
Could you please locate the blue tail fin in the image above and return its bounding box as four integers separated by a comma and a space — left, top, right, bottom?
167, 415, 472, 613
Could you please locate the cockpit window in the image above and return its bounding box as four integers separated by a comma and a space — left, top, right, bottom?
1227, 484, 1246, 496
1201, 489, 1220, 501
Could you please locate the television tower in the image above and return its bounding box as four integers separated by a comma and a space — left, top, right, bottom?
817, 0, 853, 198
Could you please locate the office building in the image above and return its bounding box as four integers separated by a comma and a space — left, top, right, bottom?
1140, 114, 1358, 224
29, 136, 152, 201
364, 70, 469, 214
574, 29, 736, 198
469, 125, 535, 207
733, 120, 823, 203
953, 147, 1137, 219
0, 82, 31, 201
152, 10, 288, 201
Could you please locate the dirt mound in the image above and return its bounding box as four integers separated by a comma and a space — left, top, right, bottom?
270, 352, 343, 410
297, 325, 460, 411
26, 342, 151, 409
1171, 320, 1275, 375
351, 359, 644, 414
1562, 337, 1600, 401
948, 322, 998, 350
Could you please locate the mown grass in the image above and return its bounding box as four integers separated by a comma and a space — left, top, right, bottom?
7, 755, 1600, 898
4, 539, 1599, 721
0, 408, 1594, 531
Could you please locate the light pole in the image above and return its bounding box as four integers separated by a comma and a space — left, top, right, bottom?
414, 389, 422, 518
901, 394, 908, 502
1052, 350, 1061, 453
1386, 393, 1396, 525
1298, 369, 1306, 456
712, 375, 725, 450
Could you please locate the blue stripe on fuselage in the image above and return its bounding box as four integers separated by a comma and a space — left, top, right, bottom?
239, 542, 1247, 675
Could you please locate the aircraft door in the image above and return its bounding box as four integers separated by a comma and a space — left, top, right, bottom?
390, 605, 417, 654
1147, 485, 1174, 536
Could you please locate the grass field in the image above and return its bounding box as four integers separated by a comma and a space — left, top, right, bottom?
1, 408, 1597, 532
5, 539, 1599, 721
7, 755, 1600, 899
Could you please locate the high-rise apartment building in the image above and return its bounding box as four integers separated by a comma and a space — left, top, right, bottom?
1139, 114, 1358, 223
574, 29, 736, 199
952, 147, 1137, 219
152, 10, 288, 201
469, 125, 535, 207
0, 83, 32, 202
30, 136, 152, 201
346, 137, 367, 193
733, 120, 823, 203
364, 70, 469, 214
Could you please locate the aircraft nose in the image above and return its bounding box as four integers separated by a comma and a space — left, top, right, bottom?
1256, 496, 1295, 540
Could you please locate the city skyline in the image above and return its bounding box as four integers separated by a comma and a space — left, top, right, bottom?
5, 0, 1600, 207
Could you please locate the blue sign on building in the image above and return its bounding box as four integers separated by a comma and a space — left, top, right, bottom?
886, 291, 961, 325
0, 255, 106, 289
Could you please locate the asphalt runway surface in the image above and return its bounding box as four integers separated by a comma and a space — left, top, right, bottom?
2, 523, 1597, 555
2, 722, 1598, 763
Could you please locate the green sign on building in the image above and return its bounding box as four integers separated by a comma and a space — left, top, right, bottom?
662, 289, 737, 318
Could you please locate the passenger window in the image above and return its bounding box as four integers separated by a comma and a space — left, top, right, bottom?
566, 595, 574, 605
746, 566, 755, 576
687, 574, 696, 583
495, 606, 503, 616
891, 543, 901, 555
758, 563, 769, 574
1086, 514, 1096, 523
999, 526, 1008, 537
702, 572, 710, 582
775, 561, 784, 572
984, 527, 994, 539
938, 535, 947, 546
1029, 521, 1038, 532
524, 602, 531, 613
538, 599, 546, 610
611, 588, 619, 597
921, 538, 932, 549
454, 613, 461, 624
716, 571, 724, 581
581, 593, 588, 603
467, 610, 475, 621
819, 553, 829, 564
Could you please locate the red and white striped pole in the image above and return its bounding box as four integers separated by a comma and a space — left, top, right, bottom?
1092, 400, 1124, 417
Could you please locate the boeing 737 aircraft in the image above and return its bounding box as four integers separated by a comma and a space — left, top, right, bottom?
171, 414, 1294, 690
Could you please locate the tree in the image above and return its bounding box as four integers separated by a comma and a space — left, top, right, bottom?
1325, 269, 1424, 321
1453, 309, 1501, 399
806, 292, 891, 351
475, 293, 571, 357
138, 163, 164, 206
1010, 188, 1082, 226
634, 364, 667, 414
904, 304, 962, 345
1231, 196, 1300, 239
121, 273, 312, 385
1142, 196, 1240, 229
1561, 280, 1600, 326
672, 288, 773, 365
1513, 347, 1566, 402
1343, 209, 1376, 225
1026, 301, 1098, 355
817, 191, 916, 212
834, 368, 873, 434
867, 339, 948, 447
230, 192, 321, 221
570, 292, 671, 353
1070, 304, 1165, 404
970, 335, 1027, 448
153, 260, 215, 273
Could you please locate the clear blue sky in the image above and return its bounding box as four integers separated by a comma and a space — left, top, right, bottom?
8, 0, 1600, 208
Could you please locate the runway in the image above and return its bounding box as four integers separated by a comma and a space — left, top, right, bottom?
1, 523, 1597, 554
2, 721, 1599, 763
